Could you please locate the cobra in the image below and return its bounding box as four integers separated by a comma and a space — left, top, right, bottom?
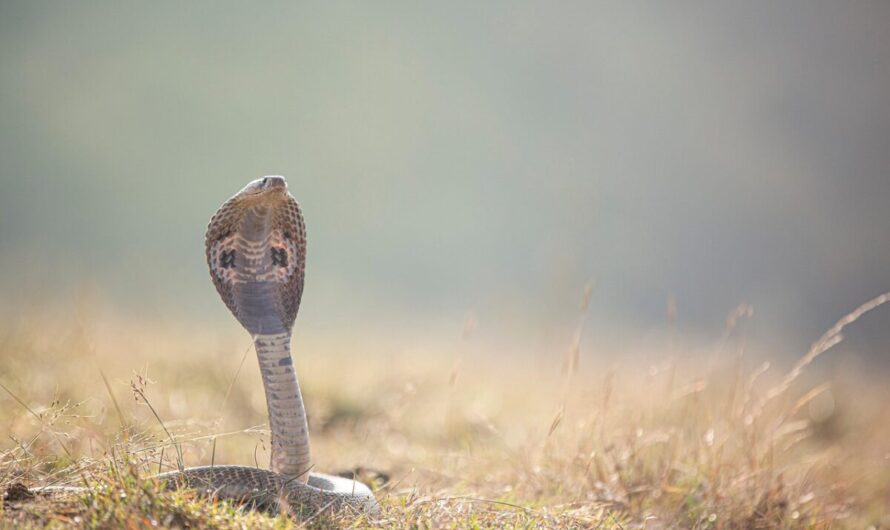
36, 177, 379, 517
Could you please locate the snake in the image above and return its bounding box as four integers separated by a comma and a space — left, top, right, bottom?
30, 176, 379, 518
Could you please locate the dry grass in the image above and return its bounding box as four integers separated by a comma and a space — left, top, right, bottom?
1, 295, 889, 529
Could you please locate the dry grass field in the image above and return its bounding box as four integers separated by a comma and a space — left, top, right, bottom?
1, 294, 889, 529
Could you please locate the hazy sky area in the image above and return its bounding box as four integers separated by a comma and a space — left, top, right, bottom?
1, 2, 889, 360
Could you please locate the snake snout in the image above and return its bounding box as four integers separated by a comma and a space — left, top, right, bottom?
262, 175, 287, 190
239, 176, 288, 197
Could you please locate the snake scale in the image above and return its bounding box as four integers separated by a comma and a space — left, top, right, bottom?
33, 177, 379, 517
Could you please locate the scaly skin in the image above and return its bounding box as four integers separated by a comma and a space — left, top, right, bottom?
34, 176, 378, 517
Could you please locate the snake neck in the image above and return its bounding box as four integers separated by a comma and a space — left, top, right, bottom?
254, 332, 311, 483
231, 205, 291, 335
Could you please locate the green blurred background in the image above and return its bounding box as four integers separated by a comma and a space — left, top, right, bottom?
1, 2, 889, 359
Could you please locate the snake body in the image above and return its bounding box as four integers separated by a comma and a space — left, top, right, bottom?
34, 177, 378, 517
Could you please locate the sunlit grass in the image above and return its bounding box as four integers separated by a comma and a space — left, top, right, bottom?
1, 294, 889, 529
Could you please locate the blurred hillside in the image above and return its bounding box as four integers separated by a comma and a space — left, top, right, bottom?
1, 2, 889, 359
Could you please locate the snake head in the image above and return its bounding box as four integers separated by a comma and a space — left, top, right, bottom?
237, 175, 289, 199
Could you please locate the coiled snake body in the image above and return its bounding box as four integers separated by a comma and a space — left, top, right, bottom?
38, 177, 378, 517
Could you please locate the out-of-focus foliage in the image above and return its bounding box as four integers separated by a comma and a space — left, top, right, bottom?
2, 303, 889, 528
1, 2, 889, 354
